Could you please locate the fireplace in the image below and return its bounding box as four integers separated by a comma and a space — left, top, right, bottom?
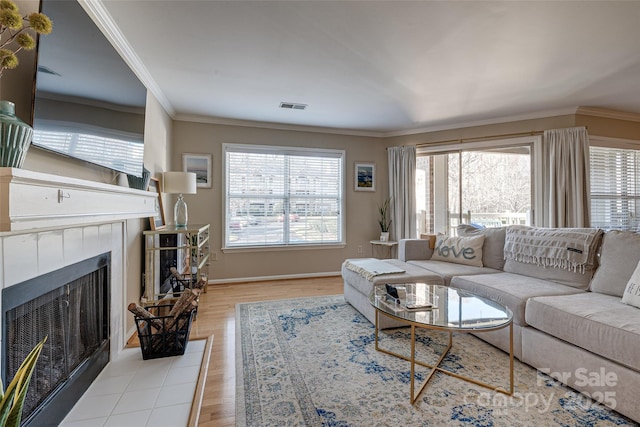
0, 168, 157, 425
2, 253, 111, 427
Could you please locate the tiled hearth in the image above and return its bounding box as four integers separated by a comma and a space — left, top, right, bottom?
61, 340, 206, 427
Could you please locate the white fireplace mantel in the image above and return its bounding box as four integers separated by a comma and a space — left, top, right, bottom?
0, 167, 157, 232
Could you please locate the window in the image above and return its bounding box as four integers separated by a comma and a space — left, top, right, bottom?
224, 144, 344, 248
417, 138, 536, 235
590, 145, 640, 231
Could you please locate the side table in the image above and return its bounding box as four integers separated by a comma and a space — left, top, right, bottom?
370, 240, 398, 259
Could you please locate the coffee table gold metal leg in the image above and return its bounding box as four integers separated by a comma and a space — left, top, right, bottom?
373, 309, 514, 403
410, 325, 416, 403
375, 310, 379, 351
411, 330, 452, 404
509, 322, 514, 395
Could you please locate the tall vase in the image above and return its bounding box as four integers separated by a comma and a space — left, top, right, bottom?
0, 100, 34, 168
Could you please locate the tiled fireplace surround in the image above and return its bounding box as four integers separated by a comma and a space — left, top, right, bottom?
1, 222, 126, 359
0, 168, 157, 414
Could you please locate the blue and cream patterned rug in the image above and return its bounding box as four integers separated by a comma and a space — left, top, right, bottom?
236, 295, 634, 426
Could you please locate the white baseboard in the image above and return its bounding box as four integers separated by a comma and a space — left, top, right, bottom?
207, 271, 341, 285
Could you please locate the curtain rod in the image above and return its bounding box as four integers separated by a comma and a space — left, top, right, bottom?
415, 130, 544, 148
414, 125, 588, 149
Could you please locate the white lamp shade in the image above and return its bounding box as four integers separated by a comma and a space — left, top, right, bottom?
163, 172, 197, 194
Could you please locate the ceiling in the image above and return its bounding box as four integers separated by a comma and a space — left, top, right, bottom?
97, 0, 640, 136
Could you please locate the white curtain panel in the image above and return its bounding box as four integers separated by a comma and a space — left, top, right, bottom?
387, 145, 417, 241
543, 127, 591, 228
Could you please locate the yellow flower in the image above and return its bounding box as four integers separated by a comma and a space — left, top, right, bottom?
28, 12, 52, 35
0, 0, 52, 76
0, 8, 22, 30
16, 33, 35, 50
0, 0, 17, 11
0, 49, 18, 69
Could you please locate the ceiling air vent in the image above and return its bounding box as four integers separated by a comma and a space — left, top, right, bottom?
279, 102, 307, 110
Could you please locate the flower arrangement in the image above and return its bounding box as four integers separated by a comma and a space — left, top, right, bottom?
0, 0, 52, 78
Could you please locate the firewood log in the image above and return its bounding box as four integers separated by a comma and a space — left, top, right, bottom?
128, 303, 164, 331
193, 278, 206, 290
163, 288, 199, 331
169, 266, 183, 280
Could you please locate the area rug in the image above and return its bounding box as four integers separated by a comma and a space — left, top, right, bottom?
236, 295, 634, 426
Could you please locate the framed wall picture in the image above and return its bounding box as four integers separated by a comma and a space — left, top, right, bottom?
183, 153, 212, 188
148, 177, 166, 230
355, 162, 375, 192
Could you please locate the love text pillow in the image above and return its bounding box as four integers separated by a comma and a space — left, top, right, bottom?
431, 234, 485, 267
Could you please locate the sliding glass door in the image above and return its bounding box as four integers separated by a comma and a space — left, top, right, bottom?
417, 142, 533, 235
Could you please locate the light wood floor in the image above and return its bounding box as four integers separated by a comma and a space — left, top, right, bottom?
188, 276, 344, 426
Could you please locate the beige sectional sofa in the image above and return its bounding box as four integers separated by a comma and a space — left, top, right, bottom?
341, 225, 640, 422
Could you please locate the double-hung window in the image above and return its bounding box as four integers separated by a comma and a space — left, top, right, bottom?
224, 144, 344, 248
590, 139, 640, 231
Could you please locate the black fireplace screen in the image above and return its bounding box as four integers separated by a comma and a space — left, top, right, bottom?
2, 254, 110, 425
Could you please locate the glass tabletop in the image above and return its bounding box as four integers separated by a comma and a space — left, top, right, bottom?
369, 283, 513, 330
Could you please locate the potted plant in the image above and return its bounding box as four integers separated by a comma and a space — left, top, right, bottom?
0, 336, 46, 427
378, 197, 391, 241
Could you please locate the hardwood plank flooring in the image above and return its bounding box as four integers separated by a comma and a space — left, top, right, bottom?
189, 276, 344, 426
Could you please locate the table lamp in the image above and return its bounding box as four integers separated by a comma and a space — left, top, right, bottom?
163, 171, 197, 227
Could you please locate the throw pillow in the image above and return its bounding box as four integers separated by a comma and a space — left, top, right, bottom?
622, 261, 640, 308
457, 224, 506, 270
590, 231, 640, 297
431, 234, 485, 267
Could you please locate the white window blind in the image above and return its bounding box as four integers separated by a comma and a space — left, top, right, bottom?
590, 146, 640, 231
224, 144, 344, 248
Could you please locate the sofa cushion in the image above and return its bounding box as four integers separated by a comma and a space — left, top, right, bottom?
407, 260, 499, 285
341, 258, 443, 297
622, 261, 640, 308
450, 272, 584, 325
398, 239, 432, 262
590, 231, 640, 297
457, 225, 506, 270
525, 293, 640, 372
431, 234, 485, 267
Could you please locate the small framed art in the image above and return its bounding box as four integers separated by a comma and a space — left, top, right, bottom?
355, 162, 375, 192
183, 153, 212, 188
148, 177, 166, 230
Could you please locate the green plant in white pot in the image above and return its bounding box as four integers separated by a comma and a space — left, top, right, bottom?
378, 197, 391, 241
0, 336, 46, 427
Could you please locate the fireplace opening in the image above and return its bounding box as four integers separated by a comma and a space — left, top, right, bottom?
2, 253, 110, 427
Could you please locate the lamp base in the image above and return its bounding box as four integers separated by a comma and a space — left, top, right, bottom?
174, 194, 188, 227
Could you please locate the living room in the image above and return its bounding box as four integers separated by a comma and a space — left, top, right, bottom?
1, 1, 640, 426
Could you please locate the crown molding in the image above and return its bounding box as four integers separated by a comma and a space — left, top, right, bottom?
176, 107, 584, 139
575, 107, 640, 123
78, 0, 175, 117
174, 113, 383, 138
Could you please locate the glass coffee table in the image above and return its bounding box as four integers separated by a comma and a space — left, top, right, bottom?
369, 283, 514, 404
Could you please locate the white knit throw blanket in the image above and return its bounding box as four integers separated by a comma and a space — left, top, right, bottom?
504, 226, 601, 273
344, 258, 405, 281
